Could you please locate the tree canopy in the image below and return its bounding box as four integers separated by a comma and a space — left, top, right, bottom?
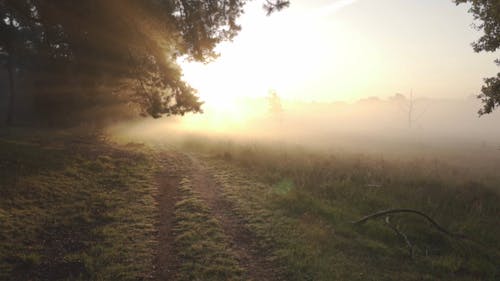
0, 0, 289, 126
455, 0, 500, 115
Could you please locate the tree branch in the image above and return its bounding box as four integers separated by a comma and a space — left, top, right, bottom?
353, 208, 467, 239
385, 216, 414, 259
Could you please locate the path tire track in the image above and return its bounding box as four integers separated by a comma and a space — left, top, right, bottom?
186, 154, 283, 281
154, 152, 188, 281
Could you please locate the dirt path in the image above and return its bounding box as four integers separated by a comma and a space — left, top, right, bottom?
154, 152, 189, 281
154, 151, 281, 281
186, 154, 282, 281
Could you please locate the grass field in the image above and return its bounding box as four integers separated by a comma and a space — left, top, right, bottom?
180, 136, 500, 280
1, 129, 499, 280
0, 131, 159, 281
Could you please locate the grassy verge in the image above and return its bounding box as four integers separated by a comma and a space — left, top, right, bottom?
173, 178, 242, 281
0, 132, 158, 281
182, 138, 500, 281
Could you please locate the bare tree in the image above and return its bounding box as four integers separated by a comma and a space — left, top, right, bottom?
396, 90, 428, 129
267, 89, 283, 123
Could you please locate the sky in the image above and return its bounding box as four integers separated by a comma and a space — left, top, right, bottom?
180, 0, 499, 106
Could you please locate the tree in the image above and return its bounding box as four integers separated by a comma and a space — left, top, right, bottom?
454, 0, 500, 115
395, 91, 428, 129
0, 0, 290, 126
0, 0, 41, 125
267, 89, 283, 114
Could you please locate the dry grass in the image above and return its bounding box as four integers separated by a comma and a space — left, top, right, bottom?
180, 137, 500, 280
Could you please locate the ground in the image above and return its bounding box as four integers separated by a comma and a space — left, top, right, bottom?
1, 131, 499, 280
155, 151, 283, 281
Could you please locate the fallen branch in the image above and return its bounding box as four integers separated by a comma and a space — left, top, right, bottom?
353, 208, 467, 239
385, 216, 414, 259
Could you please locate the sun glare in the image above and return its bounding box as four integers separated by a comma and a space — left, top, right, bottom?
176, 2, 334, 131
180, 9, 328, 100
176, 0, 388, 120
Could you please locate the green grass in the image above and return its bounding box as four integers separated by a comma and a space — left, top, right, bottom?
0, 133, 159, 281
181, 138, 500, 281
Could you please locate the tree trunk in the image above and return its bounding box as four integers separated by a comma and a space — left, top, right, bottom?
5, 52, 15, 126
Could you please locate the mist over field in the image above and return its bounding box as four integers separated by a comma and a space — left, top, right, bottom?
112, 94, 500, 152
107, 94, 500, 193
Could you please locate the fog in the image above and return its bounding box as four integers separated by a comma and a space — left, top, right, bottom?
111, 94, 500, 147
107, 94, 500, 185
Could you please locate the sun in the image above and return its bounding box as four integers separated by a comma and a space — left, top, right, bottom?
176, 5, 327, 114
174, 0, 379, 132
